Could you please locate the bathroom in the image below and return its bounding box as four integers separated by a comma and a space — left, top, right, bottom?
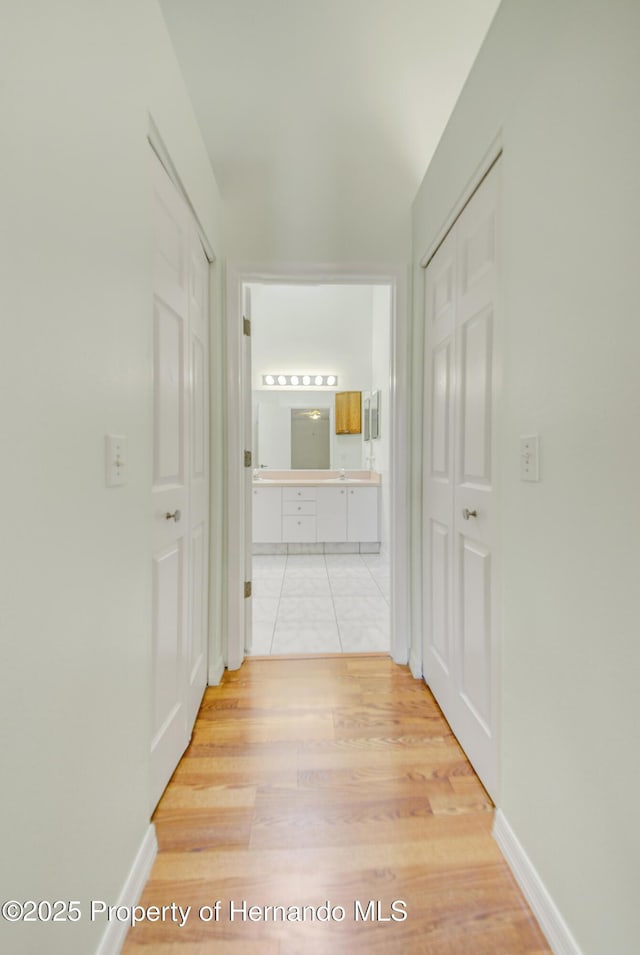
249, 282, 392, 655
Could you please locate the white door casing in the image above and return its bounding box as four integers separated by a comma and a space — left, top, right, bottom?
225, 266, 409, 670
422, 160, 500, 799
186, 228, 210, 730
243, 287, 253, 654
150, 148, 210, 810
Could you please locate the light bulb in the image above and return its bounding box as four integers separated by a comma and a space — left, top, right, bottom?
265, 375, 275, 385
315, 375, 323, 386
326, 375, 336, 386
290, 375, 299, 386
278, 375, 286, 385
302, 375, 311, 386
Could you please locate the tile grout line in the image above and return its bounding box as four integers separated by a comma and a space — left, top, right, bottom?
269, 553, 288, 654
326, 553, 345, 654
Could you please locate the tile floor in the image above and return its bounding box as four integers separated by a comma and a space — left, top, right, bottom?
250, 553, 391, 655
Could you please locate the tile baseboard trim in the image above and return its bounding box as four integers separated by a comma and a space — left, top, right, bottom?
492, 810, 582, 955
252, 542, 382, 555
95, 824, 157, 955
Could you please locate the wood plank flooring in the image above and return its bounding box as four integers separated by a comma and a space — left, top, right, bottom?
124, 656, 550, 954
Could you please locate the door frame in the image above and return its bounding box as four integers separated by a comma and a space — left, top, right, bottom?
225, 262, 410, 670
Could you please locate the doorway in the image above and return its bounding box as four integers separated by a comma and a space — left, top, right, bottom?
249, 282, 391, 656
224, 267, 409, 670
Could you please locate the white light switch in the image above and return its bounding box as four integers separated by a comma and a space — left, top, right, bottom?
106, 434, 127, 486
520, 434, 540, 482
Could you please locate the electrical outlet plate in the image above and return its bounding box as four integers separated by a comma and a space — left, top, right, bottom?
520, 434, 540, 482
106, 434, 127, 486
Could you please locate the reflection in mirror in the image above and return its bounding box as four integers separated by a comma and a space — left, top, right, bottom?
291, 408, 330, 468
370, 389, 380, 439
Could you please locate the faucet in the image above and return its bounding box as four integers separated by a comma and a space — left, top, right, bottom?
339, 468, 346, 481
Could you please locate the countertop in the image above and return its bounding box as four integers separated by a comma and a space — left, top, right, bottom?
252, 469, 380, 487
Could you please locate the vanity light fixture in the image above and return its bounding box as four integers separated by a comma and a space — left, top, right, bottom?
261, 374, 339, 387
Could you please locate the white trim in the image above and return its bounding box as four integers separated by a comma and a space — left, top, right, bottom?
225, 262, 411, 670
95, 825, 158, 955
147, 116, 215, 264
493, 811, 583, 955
419, 134, 503, 270
208, 652, 225, 686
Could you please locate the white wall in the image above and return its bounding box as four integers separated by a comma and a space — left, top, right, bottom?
0, 3, 224, 953
411, 1, 640, 952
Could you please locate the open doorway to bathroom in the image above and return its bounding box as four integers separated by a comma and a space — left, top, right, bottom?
248, 282, 393, 656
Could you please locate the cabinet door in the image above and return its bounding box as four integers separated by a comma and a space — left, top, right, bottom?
316, 486, 348, 541
253, 486, 282, 542
347, 487, 379, 542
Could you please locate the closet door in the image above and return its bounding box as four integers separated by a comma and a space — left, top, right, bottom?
422, 161, 500, 799
150, 149, 210, 810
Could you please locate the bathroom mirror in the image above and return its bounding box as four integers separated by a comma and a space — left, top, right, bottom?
254, 393, 363, 470
291, 408, 330, 468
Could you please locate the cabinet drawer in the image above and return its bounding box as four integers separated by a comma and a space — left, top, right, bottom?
283, 500, 316, 516
282, 516, 316, 542
283, 486, 316, 502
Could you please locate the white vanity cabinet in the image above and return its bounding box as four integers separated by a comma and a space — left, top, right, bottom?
253, 481, 379, 545
253, 485, 282, 542
346, 486, 379, 542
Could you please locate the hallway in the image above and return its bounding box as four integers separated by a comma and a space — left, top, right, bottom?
124, 657, 549, 954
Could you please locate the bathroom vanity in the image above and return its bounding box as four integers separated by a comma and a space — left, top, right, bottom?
253, 470, 380, 549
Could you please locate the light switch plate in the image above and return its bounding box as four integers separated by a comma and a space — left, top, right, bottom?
520, 434, 540, 482
106, 434, 127, 486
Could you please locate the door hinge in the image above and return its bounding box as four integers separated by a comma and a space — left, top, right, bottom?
243, 316, 251, 336
244, 580, 252, 598
244, 449, 252, 468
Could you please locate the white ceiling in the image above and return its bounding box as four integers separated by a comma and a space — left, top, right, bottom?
159, 0, 501, 257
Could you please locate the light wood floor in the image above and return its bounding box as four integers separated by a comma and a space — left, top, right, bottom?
124, 656, 550, 954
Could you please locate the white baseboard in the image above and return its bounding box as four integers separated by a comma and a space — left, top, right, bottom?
95, 824, 157, 955
493, 810, 582, 955
208, 653, 225, 686
409, 651, 422, 680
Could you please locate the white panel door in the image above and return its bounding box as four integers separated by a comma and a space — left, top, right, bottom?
150, 149, 210, 810
150, 150, 190, 810
422, 161, 500, 799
